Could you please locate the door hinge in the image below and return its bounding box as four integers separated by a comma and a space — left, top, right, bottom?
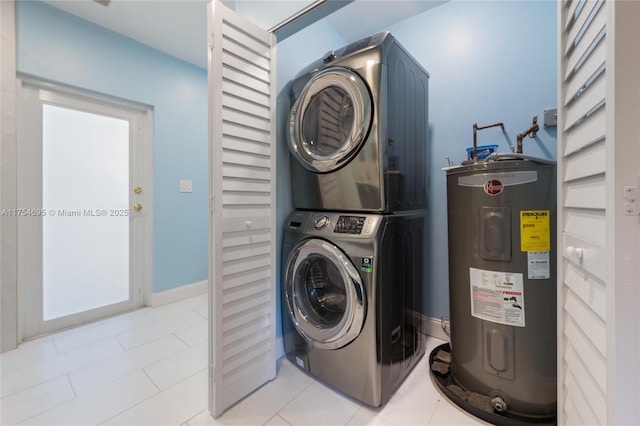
624, 186, 640, 215
209, 195, 215, 212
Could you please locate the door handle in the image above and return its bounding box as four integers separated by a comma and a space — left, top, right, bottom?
565, 246, 583, 259
133, 203, 143, 212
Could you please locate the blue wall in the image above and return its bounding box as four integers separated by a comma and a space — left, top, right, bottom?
16, 1, 208, 293
387, 0, 558, 319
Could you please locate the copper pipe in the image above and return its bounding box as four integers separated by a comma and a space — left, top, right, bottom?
473, 122, 505, 161
516, 117, 539, 154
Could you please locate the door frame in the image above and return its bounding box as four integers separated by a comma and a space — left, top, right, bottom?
16, 76, 154, 340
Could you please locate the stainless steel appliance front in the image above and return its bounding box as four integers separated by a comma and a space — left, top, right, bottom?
288, 32, 430, 213
284, 238, 366, 350
281, 210, 425, 407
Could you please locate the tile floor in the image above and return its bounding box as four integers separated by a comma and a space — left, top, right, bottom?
0, 294, 485, 425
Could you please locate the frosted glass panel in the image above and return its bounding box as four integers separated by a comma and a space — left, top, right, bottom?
42, 104, 129, 320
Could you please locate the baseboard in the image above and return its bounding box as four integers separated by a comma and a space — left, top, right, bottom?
276, 336, 284, 360
421, 314, 450, 342
149, 280, 208, 307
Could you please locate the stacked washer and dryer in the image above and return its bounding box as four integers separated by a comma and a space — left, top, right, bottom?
281, 32, 430, 407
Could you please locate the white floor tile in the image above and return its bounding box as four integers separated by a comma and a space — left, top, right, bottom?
146, 295, 207, 322
217, 359, 312, 426
68, 335, 188, 395
424, 336, 447, 356
185, 409, 218, 426
346, 406, 393, 426
19, 371, 159, 425
53, 310, 156, 353
115, 312, 206, 351
264, 414, 292, 426
428, 398, 488, 425
175, 320, 208, 347
375, 357, 440, 425
99, 308, 151, 325
278, 380, 361, 426
1, 338, 123, 398
0, 339, 57, 373
41, 319, 104, 342
193, 301, 208, 319
0, 375, 75, 425
0, 292, 464, 426
102, 369, 208, 425
144, 341, 207, 390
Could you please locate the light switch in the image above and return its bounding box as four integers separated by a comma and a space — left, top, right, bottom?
180, 179, 193, 193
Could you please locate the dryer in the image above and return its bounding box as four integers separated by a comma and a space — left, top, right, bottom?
287, 32, 430, 213
281, 210, 425, 407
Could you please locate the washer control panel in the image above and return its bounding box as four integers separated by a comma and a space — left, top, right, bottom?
334, 216, 366, 234
288, 212, 381, 238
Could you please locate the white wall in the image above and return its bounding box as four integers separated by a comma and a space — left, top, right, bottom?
0, 0, 18, 352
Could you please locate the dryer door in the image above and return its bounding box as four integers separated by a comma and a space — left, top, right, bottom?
288, 67, 372, 173
285, 238, 366, 350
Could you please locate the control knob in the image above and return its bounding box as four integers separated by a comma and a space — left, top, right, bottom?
323, 51, 336, 63
314, 215, 329, 230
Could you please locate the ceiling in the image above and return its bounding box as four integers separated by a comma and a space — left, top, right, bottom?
325, 0, 446, 42
44, 0, 446, 69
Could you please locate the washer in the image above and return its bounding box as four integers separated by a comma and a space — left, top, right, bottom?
281, 210, 425, 407
288, 32, 430, 213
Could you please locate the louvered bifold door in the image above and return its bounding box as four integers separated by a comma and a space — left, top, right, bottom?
558, 0, 608, 424
207, 0, 277, 417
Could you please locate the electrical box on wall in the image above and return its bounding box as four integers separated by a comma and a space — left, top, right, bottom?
543, 108, 557, 127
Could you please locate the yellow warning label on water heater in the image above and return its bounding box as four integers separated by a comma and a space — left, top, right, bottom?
520, 210, 550, 252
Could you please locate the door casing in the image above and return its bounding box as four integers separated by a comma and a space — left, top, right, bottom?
16, 77, 154, 340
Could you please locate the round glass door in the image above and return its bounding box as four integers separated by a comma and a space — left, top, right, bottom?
288, 67, 372, 173
285, 238, 366, 349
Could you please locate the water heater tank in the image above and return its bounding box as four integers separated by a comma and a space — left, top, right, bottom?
446, 155, 556, 420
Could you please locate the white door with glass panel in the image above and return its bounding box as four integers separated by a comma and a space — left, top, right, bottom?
18, 82, 150, 338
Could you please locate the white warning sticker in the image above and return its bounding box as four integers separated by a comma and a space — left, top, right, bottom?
527, 251, 550, 279
469, 267, 525, 327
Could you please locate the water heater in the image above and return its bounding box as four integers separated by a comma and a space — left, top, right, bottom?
445, 155, 556, 420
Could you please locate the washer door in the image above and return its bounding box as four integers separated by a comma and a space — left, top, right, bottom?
285, 238, 366, 350
288, 67, 372, 173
